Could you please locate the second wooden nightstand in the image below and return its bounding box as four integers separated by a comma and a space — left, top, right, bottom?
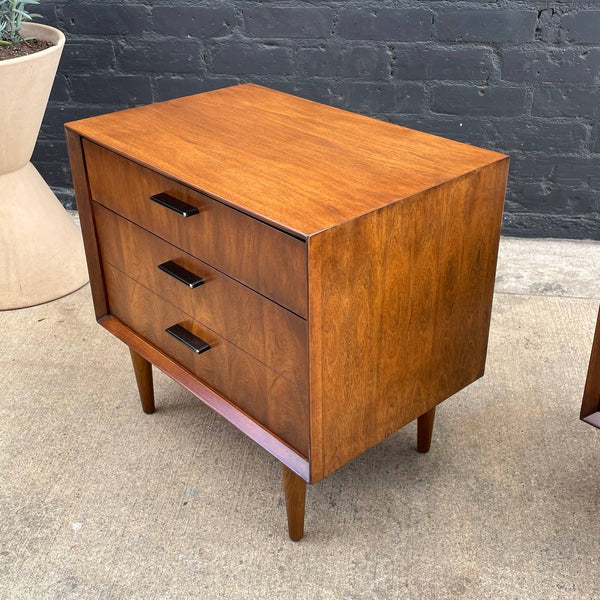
581, 308, 600, 428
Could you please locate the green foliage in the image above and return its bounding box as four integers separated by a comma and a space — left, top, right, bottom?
0, 0, 41, 45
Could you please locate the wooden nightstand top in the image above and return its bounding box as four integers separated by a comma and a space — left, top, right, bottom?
66, 83, 507, 237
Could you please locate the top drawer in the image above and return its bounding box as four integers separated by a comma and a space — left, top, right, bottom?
83, 140, 307, 317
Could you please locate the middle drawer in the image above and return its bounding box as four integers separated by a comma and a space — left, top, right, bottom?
93, 202, 308, 389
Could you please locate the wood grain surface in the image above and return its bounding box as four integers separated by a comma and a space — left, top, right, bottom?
83, 139, 308, 317
581, 307, 600, 428
104, 263, 309, 456
308, 159, 509, 480
93, 203, 308, 388
66, 84, 506, 237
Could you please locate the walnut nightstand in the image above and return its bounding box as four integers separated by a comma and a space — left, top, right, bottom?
66, 83, 509, 541
581, 307, 600, 429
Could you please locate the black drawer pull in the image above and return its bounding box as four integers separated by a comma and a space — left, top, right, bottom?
158, 260, 205, 289
166, 324, 211, 355
149, 192, 199, 217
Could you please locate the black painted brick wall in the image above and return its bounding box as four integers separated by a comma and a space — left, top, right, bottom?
33, 1, 600, 240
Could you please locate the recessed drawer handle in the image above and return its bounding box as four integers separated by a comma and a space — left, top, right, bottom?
149, 192, 199, 217
165, 324, 211, 355
158, 260, 205, 289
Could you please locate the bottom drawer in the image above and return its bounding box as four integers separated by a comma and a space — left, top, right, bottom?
104, 264, 309, 456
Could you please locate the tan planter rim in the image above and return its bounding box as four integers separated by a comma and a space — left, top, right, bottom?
1, 23, 65, 67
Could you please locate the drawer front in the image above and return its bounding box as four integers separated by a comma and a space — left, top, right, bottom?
84, 140, 308, 317
93, 202, 308, 389
104, 264, 309, 456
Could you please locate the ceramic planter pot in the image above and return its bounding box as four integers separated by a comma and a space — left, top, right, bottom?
0, 23, 88, 309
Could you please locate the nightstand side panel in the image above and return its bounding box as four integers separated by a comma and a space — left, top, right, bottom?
308, 158, 509, 481
65, 129, 108, 319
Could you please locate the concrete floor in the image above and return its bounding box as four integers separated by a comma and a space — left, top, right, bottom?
1, 237, 599, 600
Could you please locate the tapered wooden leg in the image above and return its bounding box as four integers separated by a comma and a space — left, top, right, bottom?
282, 464, 306, 541
129, 348, 155, 414
417, 406, 436, 453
